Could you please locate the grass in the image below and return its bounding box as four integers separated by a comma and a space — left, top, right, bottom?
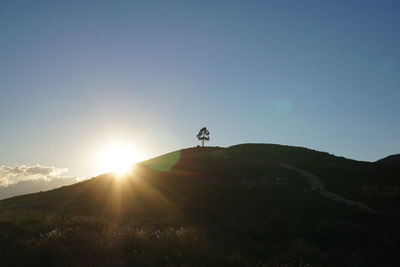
1, 144, 400, 266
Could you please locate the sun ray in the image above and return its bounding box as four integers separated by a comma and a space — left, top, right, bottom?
97, 143, 141, 175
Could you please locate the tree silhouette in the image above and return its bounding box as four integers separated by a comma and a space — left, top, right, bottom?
196, 127, 210, 147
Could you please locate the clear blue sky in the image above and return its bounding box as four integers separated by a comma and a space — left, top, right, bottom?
1, 0, 399, 177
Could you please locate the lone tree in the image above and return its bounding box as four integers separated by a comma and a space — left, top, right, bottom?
196, 127, 210, 147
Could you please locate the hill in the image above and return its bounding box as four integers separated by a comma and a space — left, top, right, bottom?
1, 144, 400, 266
376, 154, 400, 167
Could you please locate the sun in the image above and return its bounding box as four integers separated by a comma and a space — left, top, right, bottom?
98, 143, 140, 175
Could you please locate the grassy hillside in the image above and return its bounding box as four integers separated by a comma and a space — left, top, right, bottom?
376, 154, 400, 167
1, 144, 400, 266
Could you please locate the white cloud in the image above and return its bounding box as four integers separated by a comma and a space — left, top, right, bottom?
0, 164, 79, 200
0, 164, 70, 185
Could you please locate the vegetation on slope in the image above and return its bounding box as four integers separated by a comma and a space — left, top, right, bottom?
1, 144, 399, 266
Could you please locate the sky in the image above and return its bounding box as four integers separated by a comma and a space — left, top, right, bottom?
1, 0, 400, 185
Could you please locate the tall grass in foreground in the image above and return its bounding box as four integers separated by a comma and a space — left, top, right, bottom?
2, 210, 394, 266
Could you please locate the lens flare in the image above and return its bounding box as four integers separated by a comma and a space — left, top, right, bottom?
98, 143, 140, 175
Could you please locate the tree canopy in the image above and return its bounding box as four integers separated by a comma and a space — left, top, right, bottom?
196, 127, 210, 147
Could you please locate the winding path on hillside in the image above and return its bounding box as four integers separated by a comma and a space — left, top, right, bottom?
279, 164, 376, 213
213, 151, 399, 218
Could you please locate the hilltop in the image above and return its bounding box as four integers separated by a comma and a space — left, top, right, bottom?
1, 144, 400, 266
376, 154, 400, 167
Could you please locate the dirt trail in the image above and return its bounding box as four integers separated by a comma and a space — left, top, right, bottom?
280, 164, 378, 213
277, 163, 400, 218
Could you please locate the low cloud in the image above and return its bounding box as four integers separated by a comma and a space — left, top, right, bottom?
0, 164, 79, 200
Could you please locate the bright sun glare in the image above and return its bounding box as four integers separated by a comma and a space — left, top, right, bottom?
98, 144, 140, 175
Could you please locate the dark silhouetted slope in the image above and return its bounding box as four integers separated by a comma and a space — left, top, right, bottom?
0, 144, 399, 266
376, 154, 400, 166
